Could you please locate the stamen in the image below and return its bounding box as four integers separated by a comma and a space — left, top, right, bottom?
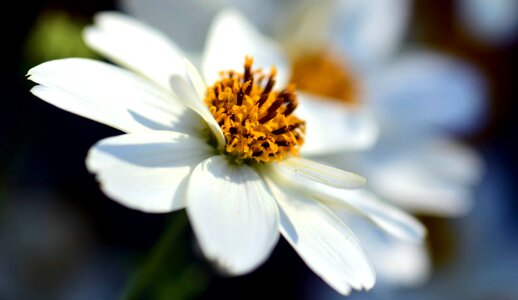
237, 88, 244, 106
204, 56, 305, 163
284, 102, 297, 116
267, 99, 284, 114
271, 123, 301, 135
244, 57, 253, 83
245, 79, 253, 95
257, 93, 269, 108
262, 67, 277, 96
259, 111, 278, 124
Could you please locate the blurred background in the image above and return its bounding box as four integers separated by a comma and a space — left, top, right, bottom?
1, 0, 517, 299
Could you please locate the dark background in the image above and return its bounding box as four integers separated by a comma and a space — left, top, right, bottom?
1, 1, 517, 299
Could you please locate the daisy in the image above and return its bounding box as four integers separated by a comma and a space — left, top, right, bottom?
457, 0, 518, 45
282, 0, 486, 286
27, 9, 425, 295
128, 0, 483, 287
123, 0, 486, 286
283, 0, 486, 216
120, 0, 486, 216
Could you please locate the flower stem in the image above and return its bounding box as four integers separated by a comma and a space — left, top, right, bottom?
119, 212, 188, 300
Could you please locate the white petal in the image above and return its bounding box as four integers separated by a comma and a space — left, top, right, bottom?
122, 0, 288, 52
121, 0, 216, 52
202, 8, 290, 88
271, 157, 426, 242
169, 61, 226, 150
186, 155, 279, 275
457, 0, 518, 44
273, 157, 366, 189
342, 214, 431, 286
183, 58, 208, 102
83, 11, 186, 91
368, 158, 475, 216
357, 137, 482, 216
28, 58, 201, 134
333, 0, 411, 69
265, 178, 375, 295
371, 51, 487, 134
276, 0, 339, 55
297, 92, 379, 155
86, 131, 214, 213
403, 138, 484, 185
315, 188, 426, 243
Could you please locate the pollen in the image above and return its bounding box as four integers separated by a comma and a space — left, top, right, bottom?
204, 57, 305, 163
290, 50, 359, 105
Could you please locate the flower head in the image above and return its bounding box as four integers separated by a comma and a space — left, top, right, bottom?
205, 57, 305, 163
27, 9, 424, 295
291, 50, 359, 105
279, 0, 486, 287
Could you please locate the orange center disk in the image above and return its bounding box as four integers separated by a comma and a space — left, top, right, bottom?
290, 50, 359, 106
205, 57, 306, 163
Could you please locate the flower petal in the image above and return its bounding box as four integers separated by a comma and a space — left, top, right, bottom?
186, 155, 279, 275
272, 157, 366, 189
400, 137, 484, 185
371, 51, 487, 134
121, 0, 216, 52
28, 58, 201, 134
86, 131, 214, 213
349, 137, 482, 216
269, 162, 425, 243
297, 92, 379, 155
264, 178, 375, 295
83, 11, 186, 91
202, 8, 290, 88
367, 160, 475, 217
332, 0, 411, 69
315, 188, 426, 243
374, 177, 473, 217
343, 213, 431, 286
457, 0, 518, 44
169, 60, 226, 150
183, 57, 208, 102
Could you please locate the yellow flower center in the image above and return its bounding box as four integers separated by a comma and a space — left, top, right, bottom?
204, 57, 306, 163
290, 50, 359, 106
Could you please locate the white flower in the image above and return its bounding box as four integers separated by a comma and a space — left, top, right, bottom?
153, 0, 482, 287
296, 0, 487, 218
283, 0, 486, 287
121, 0, 485, 288
457, 0, 518, 45
27, 9, 425, 295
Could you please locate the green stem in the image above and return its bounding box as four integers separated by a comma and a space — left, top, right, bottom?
119, 212, 188, 300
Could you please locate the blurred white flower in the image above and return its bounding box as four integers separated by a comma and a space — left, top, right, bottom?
120, 0, 309, 52
293, 0, 487, 217
457, 0, 518, 45
285, 0, 487, 287
313, 153, 518, 300
27, 9, 426, 295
